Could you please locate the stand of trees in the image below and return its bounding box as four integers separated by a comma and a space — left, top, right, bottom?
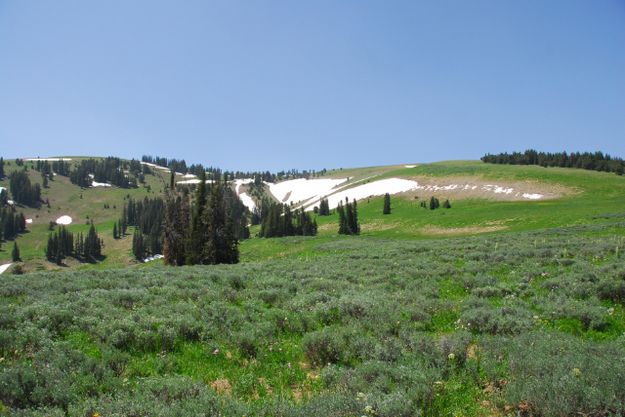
163, 172, 243, 265
9, 171, 41, 207
259, 201, 317, 238
420, 197, 451, 210
45, 224, 103, 264
482, 150, 625, 175
70, 157, 138, 188
124, 197, 165, 256
338, 198, 360, 235
1, 207, 26, 241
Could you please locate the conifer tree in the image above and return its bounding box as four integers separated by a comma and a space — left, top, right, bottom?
0, 157, 4, 179
337, 202, 348, 234
429, 196, 440, 210
186, 170, 208, 264
12, 241, 20, 262
443, 199, 451, 209
113, 222, 118, 239
383, 193, 391, 214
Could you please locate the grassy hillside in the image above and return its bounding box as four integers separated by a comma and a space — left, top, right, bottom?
241, 160, 625, 261
0, 158, 170, 270
3, 158, 625, 270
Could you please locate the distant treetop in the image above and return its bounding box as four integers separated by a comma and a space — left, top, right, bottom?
482, 150, 624, 175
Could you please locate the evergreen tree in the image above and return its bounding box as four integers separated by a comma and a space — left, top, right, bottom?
12, 241, 20, 262
443, 199, 451, 209
169, 169, 175, 189
113, 222, 118, 239
0, 157, 4, 179
132, 229, 144, 260
186, 171, 208, 264
429, 196, 440, 210
337, 202, 349, 234
318, 198, 330, 216
383, 193, 391, 214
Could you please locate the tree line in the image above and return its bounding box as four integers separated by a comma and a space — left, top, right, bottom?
482, 150, 625, 175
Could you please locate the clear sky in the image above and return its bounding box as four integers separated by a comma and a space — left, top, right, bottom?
1, 1, 624, 171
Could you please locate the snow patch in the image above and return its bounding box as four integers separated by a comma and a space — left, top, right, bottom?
55, 215, 72, 225
308, 178, 417, 210
522, 193, 543, 200
238, 192, 256, 211
267, 178, 348, 206
143, 254, 164, 263
182, 173, 197, 178
7, 200, 14, 205
91, 181, 111, 187
0, 263, 12, 275
26, 218, 33, 224
404, 165, 416, 168
176, 179, 214, 185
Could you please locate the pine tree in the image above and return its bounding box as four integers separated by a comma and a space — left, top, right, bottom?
12, 241, 20, 262
186, 171, 208, 264
169, 169, 175, 189
113, 222, 118, 239
351, 199, 360, 235
0, 157, 4, 179
383, 193, 391, 214
443, 199, 451, 209
429, 196, 440, 210
318, 198, 330, 216
337, 202, 348, 234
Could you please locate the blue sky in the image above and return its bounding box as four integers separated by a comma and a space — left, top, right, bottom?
1, 1, 624, 171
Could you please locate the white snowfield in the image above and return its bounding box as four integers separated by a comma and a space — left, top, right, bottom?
176, 179, 215, 185
140, 162, 171, 171
238, 193, 256, 211
26, 218, 33, 224
0, 263, 12, 275
266, 178, 348, 206
182, 173, 197, 179
0, 186, 6, 193
92, 181, 111, 187
55, 215, 73, 225
404, 165, 417, 168
25, 158, 72, 161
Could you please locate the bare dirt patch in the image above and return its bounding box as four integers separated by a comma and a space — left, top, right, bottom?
210, 378, 232, 396
399, 175, 573, 201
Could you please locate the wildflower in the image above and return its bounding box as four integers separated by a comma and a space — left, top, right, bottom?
364, 405, 374, 414
607, 307, 615, 316
448, 353, 455, 361
572, 367, 582, 377
212, 348, 220, 355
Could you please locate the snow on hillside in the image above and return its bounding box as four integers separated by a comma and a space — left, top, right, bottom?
56, 215, 72, 225
0, 263, 12, 275
307, 178, 418, 210
266, 178, 348, 206
92, 181, 111, 187
239, 193, 256, 211
299, 178, 545, 210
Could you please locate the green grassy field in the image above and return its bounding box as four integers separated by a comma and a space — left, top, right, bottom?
2, 158, 625, 415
